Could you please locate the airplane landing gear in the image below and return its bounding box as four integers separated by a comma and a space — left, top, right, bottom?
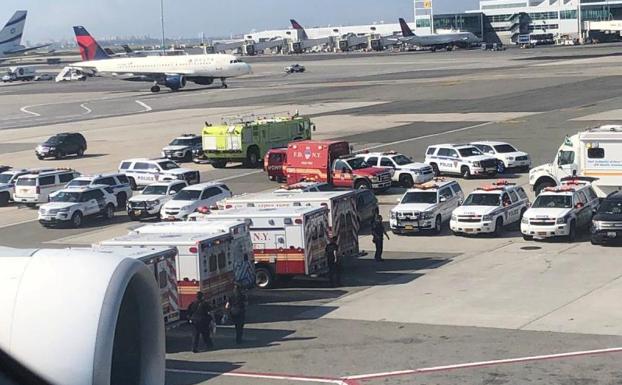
150, 85, 161, 93
220, 78, 228, 89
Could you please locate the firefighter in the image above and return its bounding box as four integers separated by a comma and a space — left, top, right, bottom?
372, 215, 390, 262
326, 236, 341, 287
188, 291, 213, 353
226, 283, 247, 345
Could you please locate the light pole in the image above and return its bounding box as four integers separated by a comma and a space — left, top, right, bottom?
160, 0, 166, 52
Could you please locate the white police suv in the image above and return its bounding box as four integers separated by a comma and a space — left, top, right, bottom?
450, 180, 530, 236
64, 173, 133, 208
161, 134, 202, 162
38, 185, 117, 228
471, 141, 531, 173
118, 158, 200, 190
127, 180, 187, 221
424, 144, 498, 179
356, 151, 434, 187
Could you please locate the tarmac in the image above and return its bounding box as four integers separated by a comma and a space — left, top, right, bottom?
3, 44, 622, 384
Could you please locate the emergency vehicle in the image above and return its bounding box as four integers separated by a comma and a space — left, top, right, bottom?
450, 180, 530, 236
0, 168, 55, 206
132, 219, 256, 290
188, 206, 330, 289
285, 140, 392, 191
471, 141, 531, 173
118, 158, 200, 190
521, 178, 600, 242
390, 180, 464, 234
218, 190, 359, 258
356, 151, 434, 187
199, 114, 314, 168
101, 231, 239, 311
424, 144, 498, 179
264, 147, 287, 182
529, 126, 622, 196
38, 186, 117, 228
13, 168, 81, 205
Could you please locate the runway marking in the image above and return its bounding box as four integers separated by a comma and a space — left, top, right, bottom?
343, 346, 622, 381
215, 170, 263, 182
19, 105, 41, 117
79, 103, 92, 115
0, 218, 38, 230
135, 100, 152, 112
166, 368, 345, 384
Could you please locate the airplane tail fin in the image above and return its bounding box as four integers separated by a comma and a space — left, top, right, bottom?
398, 18, 416, 37
73, 26, 110, 61
0, 11, 27, 50
290, 19, 308, 40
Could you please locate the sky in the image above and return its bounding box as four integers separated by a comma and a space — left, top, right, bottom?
3, 0, 479, 43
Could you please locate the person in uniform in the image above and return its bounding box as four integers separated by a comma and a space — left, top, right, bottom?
226, 283, 247, 345
372, 215, 390, 262
325, 236, 341, 287
187, 291, 213, 353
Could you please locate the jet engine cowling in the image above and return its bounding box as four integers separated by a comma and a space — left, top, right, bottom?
191, 77, 214, 86
163, 74, 186, 90
0, 247, 165, 385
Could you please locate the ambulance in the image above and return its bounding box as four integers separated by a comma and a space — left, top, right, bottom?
101, 231, 238, 312
189, 206, 330, 289
218, 190, 359, 257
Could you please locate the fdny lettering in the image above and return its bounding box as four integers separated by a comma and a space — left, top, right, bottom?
252, 232, 269, 241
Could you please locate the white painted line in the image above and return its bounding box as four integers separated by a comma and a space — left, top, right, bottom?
0, 218, 38, 230
19, 105, 41, 117
166, 368, 344, 384
135, 100, 152, 112
344, 346, 622, 381
79, 103, 92, 115
215, 169, 263, 182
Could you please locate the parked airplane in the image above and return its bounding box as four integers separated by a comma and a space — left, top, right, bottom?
0, 11, 50, 61
69, 26, 251, 92
397, 18, 480, 51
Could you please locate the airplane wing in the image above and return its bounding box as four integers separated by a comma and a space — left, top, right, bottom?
3, 43, 51, 55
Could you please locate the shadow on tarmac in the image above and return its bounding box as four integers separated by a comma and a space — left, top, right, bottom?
165, 360, 242, 385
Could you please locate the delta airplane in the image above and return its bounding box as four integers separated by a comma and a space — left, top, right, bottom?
397, 18, 481, 52
0, 11, 50, 61
69, 26, 251, 92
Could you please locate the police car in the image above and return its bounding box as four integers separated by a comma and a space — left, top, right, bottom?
390, 179, 464, 234
126, 180, 187, 220
0, 168, 53, 206
521, 178, 600, 242
118, 158, 200, 190
160, 182, 232, 221
161, 134, 202, 162
450, 180, 530, 236
38, 185, 117, 228
356, 151, 434, 187
424, 144, 498, 179
471, 141, 531, 173
64, 173, 133, 208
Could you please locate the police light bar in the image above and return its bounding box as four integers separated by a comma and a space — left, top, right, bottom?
560, 176, 598, 184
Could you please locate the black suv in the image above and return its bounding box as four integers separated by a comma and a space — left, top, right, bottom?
36, 133, 87, 160
591, 191, 622, 245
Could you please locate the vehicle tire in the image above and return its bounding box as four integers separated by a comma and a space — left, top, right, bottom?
431, 163, 440, 177
183, 151, 193, 163
590, 237, 599, 246
399, 174, 414, 188
255, 266, 274, 289
103, 204, 115, 220
36, 155, 44, 160
0, 192, 9, 206
566, 221, 577, 243
245, 147, 260, 168
116, 192, 127, 209
128, 177, 138, 191
522, 234, 533, 241
55, 151, 65, 160
497, 161, 506, 174
493, 217, 504, 237
432, 215, 442, 235
520, 166, 530, 173
71, 211, 83, 228
534, 180, 556, 196
354, 179, 371, 190
128, 212, 140, 221
212, 160, 227, 169
77, 147, 85, 157
461, 166, 471, 179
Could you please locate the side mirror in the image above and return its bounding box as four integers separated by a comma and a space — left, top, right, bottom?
396, 198, 401, 203
169, 191, 177, 195
575, 203, 584, 209
312, 124, 316, 132
440, 197, 447, 202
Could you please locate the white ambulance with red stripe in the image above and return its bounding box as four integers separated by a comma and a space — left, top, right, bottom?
189, 206, 329, 289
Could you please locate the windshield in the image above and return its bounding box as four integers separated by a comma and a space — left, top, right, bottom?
598, 200, 622, 215
158, 161, 179, 170
392, 155, 412, 166
51, 191, 81, 203
532, 195, 573, 209
494, 144, 517, 153
173, 190, 201, 201
0, 174, 13, 184
66, 179, 90, 187
458, 147, 483, 157
143, 185, 168, 195
169, 138, 194, 146
463, 193, 500, 206
401, 191, 437, 204
346, 158, 369, 170
44, 136, 61, 145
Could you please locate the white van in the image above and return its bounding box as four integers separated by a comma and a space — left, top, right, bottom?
13, 169, 80, 205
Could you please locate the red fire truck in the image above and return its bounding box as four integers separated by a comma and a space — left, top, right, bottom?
264, 147, 287, 182
284, 140, 392, 191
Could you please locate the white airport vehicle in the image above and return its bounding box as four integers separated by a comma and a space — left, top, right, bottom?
521, 178, 600, 242
219, 190, 359, 257
0, 168, 54, 205
101, 231, 242, 312
126, 180, 187, 220
160, 182, 231, 221
471, 141, 531, 173
189, 206, 329, 289
34, 73, 54, 81
133, 219, 255, 289
285, 64, 305, 73
390, 180, 464, 234
356, 151, 434, 187
118, 158, 200, 190
13, 168, 80, 205
1, 66, 35, 82
274, 181, 333, 193
450, 180, 530, 236
424, 144, 498, 179
529, 126, 622, 196
55, 67, 87, 82
161, 134, 203, 162
64, 173, 133, 208
38, 185, 117, 228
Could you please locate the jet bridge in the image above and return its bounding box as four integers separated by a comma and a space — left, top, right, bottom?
291, 37, 335, 53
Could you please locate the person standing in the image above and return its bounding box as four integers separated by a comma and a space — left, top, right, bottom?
325, 236, 341, 287
187, 291, 213, 353
226, 283, 247, 345
372, 215, 390, 262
